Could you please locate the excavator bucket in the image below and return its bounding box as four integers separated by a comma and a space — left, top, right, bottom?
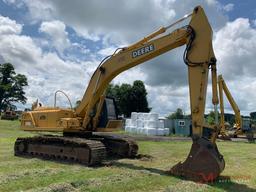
169, 137, 225, 182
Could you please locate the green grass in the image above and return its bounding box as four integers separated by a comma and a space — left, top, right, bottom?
0, 120, 255, 192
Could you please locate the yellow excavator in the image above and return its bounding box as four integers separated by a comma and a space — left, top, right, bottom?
218, 75, 254, 140
15, 6, 225, 181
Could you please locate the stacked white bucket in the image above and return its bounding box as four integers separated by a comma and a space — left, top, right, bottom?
125, 112, 169, 136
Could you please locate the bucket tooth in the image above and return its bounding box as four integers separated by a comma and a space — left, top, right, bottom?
169, 137, 225, 182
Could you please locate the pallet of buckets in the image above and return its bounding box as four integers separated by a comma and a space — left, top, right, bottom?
125, 112, 169, 136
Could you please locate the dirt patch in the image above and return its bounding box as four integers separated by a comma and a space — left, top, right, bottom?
135, 154, 154, 161
70, 180, 89, 188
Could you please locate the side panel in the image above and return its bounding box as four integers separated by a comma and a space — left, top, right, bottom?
20, 108, 75, 131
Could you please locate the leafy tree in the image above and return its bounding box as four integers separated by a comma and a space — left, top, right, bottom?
184, 114, 191, 119
106, 84, 119, 98
106, 80, 150, 117
250, 112, 256, 120
130, 80, 150, 114
206, 111, 215, 125
205, 111, 222, 125
167, 108, 184, 119
118, 83, 133, 116
0, 63, 28, 111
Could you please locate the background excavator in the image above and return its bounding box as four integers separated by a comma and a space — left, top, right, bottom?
15, 6, 225, 181
218, 75, 254, 140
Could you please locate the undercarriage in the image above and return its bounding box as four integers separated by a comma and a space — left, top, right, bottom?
14, 134, 138, 165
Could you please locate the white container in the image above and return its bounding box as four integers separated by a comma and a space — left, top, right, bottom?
142, 113, 149, 120
125, 119, 132, 127
148, 113, 159, 121
130, 120, 137, 127
141, 128, 148, 135
146, 128, 157, 136
137, 113, 144, 120
156, 128, 165, 136
144, 120, 158, 128
164, 128, 170, 135
130, 126, 137, 133
136, 119, 144, 128
158, 120, 165, 129
131, 112, 138, 121
137, 127, 144, 134
137, 119, 145, 133
125, 126, 131, 132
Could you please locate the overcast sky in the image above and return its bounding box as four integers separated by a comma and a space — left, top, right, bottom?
0, 0, 255, 116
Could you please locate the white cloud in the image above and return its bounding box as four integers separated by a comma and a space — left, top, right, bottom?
113, 67, 146, 86
0, 34, 42, 72
1, 1, 255, 116
205, 0, 217, 6
222, 3, 234, 12
3, 0, 24, 8
17, 0, 228, 43
0, 1, 226, 114
23, 0, 55, 22
0, 55, 4, 63
3, 0, 16, 3
0, 15, 22, 35
147, 85, 189, 116
39, 20, 70, 55
98, 47, 118, 57
252, 19, 256, 27
214, 18, 256, 80
0, 15, 95, 108
213, 18, 256, 114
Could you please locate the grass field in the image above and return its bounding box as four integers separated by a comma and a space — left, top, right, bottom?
0, 120, 255, 192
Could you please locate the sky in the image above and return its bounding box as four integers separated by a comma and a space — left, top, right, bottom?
0, 0, 255, 116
